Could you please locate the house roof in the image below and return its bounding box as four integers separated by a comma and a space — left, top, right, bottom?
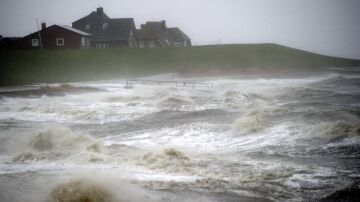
57, 25, 91, 36
137, 21, 191, 46
71, 8, 136, 42
72, 10, 110, 25
20, 25, 91, 40
136, 28, 157, 40
89, 18, 136, 41
167, 27, 190, 42
147, 22, 169, 46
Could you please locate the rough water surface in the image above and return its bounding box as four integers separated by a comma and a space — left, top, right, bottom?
0, 69, 360, 202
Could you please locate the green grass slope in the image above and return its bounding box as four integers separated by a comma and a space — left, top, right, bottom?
1, 44, 359, 86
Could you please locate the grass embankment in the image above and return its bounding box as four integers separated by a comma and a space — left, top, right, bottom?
0, 44, 359, 86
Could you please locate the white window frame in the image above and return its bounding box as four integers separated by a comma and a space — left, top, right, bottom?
56, 38, 64, 46
31, 39, 39, 47
85, 24, 90, 31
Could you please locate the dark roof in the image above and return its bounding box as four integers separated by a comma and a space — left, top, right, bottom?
71, 8, 136, 42
167, 27, 190, 42
136, 28, 156, 40
72, 10, 110, 25
89, 18, 136, 41
137, 21, 191, 46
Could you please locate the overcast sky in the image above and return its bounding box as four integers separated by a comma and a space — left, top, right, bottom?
1, 0, 359, 59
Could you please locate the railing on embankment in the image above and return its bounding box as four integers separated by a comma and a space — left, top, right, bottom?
125, 79, 214, 89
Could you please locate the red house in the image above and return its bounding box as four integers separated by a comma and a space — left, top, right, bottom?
16, 23, 91, 49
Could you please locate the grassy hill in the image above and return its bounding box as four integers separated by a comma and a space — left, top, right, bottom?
1, 43, 359, 86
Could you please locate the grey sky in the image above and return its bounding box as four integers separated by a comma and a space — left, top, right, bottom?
1, 0, 359, 59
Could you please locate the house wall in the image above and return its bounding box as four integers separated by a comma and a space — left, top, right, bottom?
16, 26, 89, 49
128, 34, 137, 48
91, 40, 130, 48
173, 39, 192, 47
138, 39, 163, 48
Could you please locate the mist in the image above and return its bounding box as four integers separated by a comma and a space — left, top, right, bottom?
1, 1, 360, 202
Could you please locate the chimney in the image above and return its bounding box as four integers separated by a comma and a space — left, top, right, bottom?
161, 20, 166, 31
41, 22, 46, 30
97, 7, 104, 16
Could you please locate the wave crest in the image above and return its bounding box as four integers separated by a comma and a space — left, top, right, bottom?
310, 121, 360, 139
138, 148, 190, 172
233, 110, 269, 133
12, 127, 104, 162
47, 178, 115, 202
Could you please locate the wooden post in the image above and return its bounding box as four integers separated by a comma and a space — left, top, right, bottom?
36, 19, 43, 51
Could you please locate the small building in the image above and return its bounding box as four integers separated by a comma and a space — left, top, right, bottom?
136, 21, 191, 48
0, 36, 21, 50
72, 7, 137, 48
16, 23, 91, 49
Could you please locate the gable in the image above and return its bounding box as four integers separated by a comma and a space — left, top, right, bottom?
72, 10, 110, 26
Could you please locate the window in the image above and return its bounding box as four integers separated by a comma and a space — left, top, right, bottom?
56, 38, 64, 46
148, 40, 156, 48
31, 39, 39, 47
174, 42, 182, 47
102, 23, 108, 31
85, 24, 90, 31
138, 41, 144, 48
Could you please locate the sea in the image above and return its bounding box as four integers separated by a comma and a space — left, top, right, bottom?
0, 68, 359, 202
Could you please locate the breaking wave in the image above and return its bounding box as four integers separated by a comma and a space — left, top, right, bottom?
138, 148, 191, 173
307, 121, 360, 139
233, 107, 270, 134
46, 173, 153, 202
12, 127, 104, 162
47, 178, 115, 202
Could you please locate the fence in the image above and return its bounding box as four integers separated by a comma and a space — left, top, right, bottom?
125, 79, 214, 89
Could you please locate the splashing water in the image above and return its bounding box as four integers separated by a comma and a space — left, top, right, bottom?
1, 71, 360, 201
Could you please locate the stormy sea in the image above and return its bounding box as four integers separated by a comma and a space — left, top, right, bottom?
0, 68, 359, 202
